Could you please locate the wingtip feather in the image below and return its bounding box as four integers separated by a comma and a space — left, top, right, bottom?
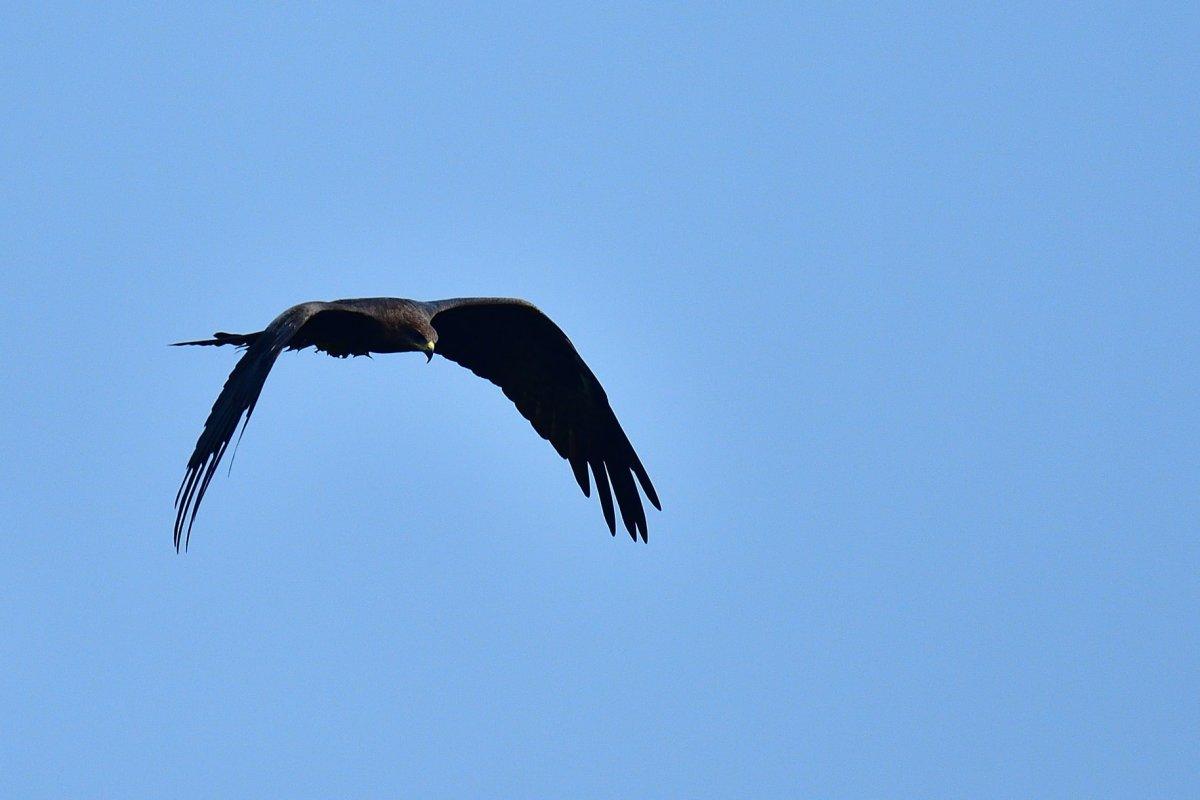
591, 460, 616, 535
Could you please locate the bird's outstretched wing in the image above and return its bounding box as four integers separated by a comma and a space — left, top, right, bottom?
172, 302, 376, 550
428, 298, 660, 541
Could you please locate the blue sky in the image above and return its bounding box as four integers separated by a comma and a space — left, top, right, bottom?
1, 3, 1196, 797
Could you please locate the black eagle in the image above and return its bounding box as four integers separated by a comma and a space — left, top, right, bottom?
172, 297, 660, 550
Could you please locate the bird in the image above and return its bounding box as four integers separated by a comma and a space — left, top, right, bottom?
171, 297, 660, 551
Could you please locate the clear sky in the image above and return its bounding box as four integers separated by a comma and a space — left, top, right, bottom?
1, 3, 1196, 797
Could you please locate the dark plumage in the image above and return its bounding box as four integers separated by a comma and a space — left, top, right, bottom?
172, 297, 660, 550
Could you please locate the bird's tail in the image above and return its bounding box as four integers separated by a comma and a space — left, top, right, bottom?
171, 331, 262, 348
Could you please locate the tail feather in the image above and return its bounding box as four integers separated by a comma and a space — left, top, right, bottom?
171, 331, 261, 348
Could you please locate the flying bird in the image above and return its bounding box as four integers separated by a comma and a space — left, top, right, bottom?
172, 297, 660, 550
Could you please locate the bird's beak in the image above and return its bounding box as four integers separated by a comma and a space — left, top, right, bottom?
424, 341, 435, 362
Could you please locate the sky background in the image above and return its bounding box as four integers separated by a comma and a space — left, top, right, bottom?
1, 3, 1196, 797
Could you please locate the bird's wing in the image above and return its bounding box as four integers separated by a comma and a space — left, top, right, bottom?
173, 301, 374, 550
428, 298, 660, 540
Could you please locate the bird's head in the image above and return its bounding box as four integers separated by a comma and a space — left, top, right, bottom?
404, 324, 438, 362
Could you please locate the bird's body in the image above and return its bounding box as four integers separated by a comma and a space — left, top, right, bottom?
173, 297, 660, 550
293, 297, 430, 356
